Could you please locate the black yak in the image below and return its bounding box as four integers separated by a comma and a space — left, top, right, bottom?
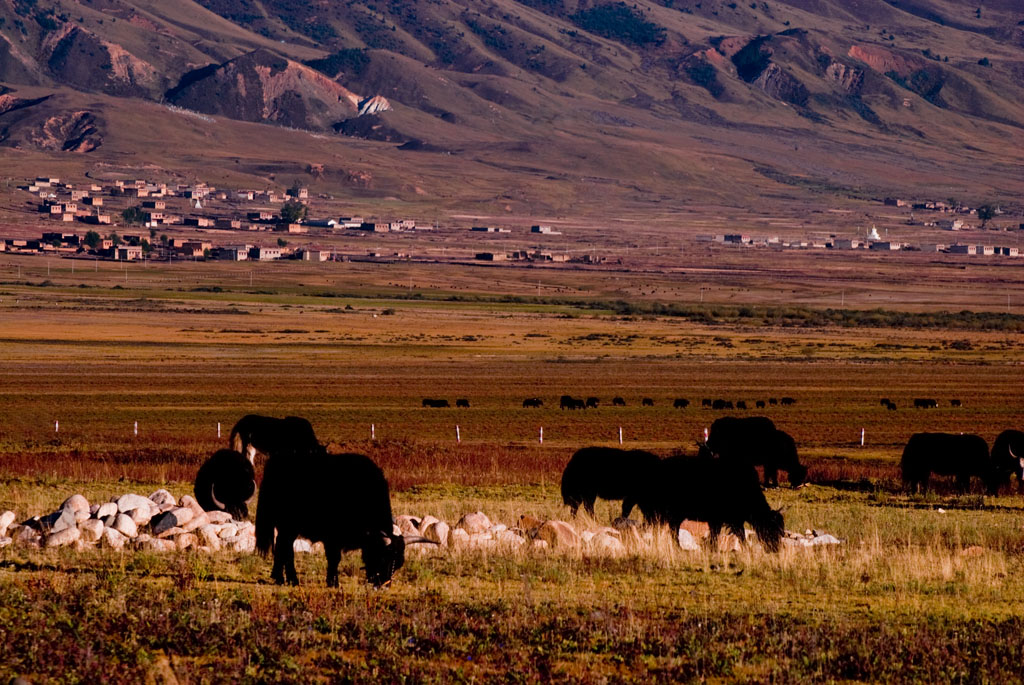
900, 432, 995, 494
585, 396, 600, 409
229, 414, 321, 465
560, 395, 585, 410
456, 398, 470, 408
560, 447, 661, 518
522, 397, 543, 408
641, 397, 654, 407
673, 398, 690, 409
422, 398, 451, 408
913, 398, 938, 409
255, 450, 436, 587
991, 430, 1024, 492
637, 456, 784, 552
195, 449, 256, 520
612, 397, 626, 406
702, 416, 807, 487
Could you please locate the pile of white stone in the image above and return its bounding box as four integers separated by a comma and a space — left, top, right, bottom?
0, 491, 255, 553
782, 529, 843, 547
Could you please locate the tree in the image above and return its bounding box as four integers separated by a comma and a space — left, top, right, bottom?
277, 237, 289, 247
977, 204, 995, 229
108, 232, 121, 247
84, 230, 101, 250
280, 200, 307, 224
160, 234, 169, 246
203, 248, 211, 259
121, 206, 145, 226
141, 239, 152, 255
149, 227, 157, 239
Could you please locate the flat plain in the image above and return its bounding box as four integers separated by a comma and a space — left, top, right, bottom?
0, 247, 1023, 682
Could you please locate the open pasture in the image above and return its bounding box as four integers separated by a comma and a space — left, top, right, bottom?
0, 257, 1023, 682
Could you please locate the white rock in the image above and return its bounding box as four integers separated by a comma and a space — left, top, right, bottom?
226, 535, 255, 552
590, 532, 626, 556
45, 526, 81, 548
293, 539, 313, 553
0, 537, 11, 548
810, 534, 842, 546
169, 507, 194, 526
206, 511, 232, 524
111, 514, 138, 539
417, 515, 441, 535
455, 511, 492, 535
467, 534, 497, 550
197, 525, 221, 551
218, 524, 238, 539
448, 528, 470, 548
182, 513, 210, 533
149, 489, 176, 507
127, 507, 154, 527
156, 527, 185, 539
395, 515, 421, 536
117, 494, 152, 514
495, 530, 526, 547
95, 502, 118, 519
179, 495, 205, 518
489, 523, 508, 535
89, 504, 100, 516
138, 537, 175, 552
422, 521, 450, 547
236, 521, 255, 536
532, 539, 549, 550
0, 510, 16, 537
61, 494, 90, 514
46, 508, 78, 534
101, 527, 127, 550
677, 527, 701, 551
581, 531, 596, 544
79, 519, 104, 543
175, 533, 198, 551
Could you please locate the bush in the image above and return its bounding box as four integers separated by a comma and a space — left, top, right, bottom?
570, 3, 666, 48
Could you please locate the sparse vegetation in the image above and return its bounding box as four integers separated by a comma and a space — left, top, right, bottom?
570, 2, 666, 48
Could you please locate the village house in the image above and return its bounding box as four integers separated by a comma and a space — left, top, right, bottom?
391, 219, 416, 231
831, 238, 863, 249
142, 200, 166, 210
301, 248, 332, 262
123, 187, 149, 199
471, 226, 510, 233
275, 223, 306, 233
82, 196, 103, 206
997, 246, 1019, 257
70, 190, 89, 202
947, 244, 976, 255
115, 245, 143, 261
358, 222, 391, 233
35, 177, 59, 186
919, 244, 946, 253
144, 212, 165, 224
249, 246, 282, 261
723, 234, 749, 244
247, 211, 276, 223
235, 190, 256, 202
42, 232, 79, 246
303, 218, 337, 228
475, 252, 507, 261
337, 217, 363, 229
868, 241, 901, 251
975, 245, 995, 256
939, 219, 965, 231
184, 217, 215, 227
884, 198, 909, 207
176, 240, 211, 258
215, 218, 242, 230
531, 225, 561, 235
532, 251, 569, 262
84, 213, 112, 225
216, 245, 250, 261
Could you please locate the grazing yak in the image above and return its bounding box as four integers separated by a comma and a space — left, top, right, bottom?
560, 395, 586, 410
456, 399, 470, 408
913, 398, 939, 409
256, 449, 437, 587
637, 456, 784, 552
779, 397, 796, 406
612, 397, 626, 406
701, 416, 807, 487
991, 430, 1024, 492
585, 397, 600, 409
561, 447, 661, 518
522, 397, 543, 408
194, 449, 256, 520
641, 397, 654, 407
673, 398, 690, 409
900, 432, 996, 494
735, 400, 747, 410
422, 398, 451, 408
229, 414, 321, 465
755, 400, 766, 409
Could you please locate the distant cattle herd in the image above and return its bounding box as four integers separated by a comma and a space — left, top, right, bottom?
193, 407, 1023, 589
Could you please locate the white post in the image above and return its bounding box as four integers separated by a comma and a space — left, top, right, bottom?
134, 420, 138, 436
217, 422, 221, 439
456, 425, 461, 444
539, 427, 543, 444
860, 428, 865, 447
371, 423, 376, 440
618, 426, 623, 445
703, 427, 709, 443
55, 420, 59, 433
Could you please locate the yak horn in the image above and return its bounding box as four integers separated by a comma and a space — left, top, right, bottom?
777, 505, 790, 513
403, 535, 440, 545
1009, 443, 1018, 460
210, 483, 226, 510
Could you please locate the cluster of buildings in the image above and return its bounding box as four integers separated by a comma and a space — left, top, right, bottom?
695, 228, 1020, 257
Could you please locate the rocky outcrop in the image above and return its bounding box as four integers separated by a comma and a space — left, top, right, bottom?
43, 25, 160, 97
166, 49, 376, 131
27, 111, 102, 152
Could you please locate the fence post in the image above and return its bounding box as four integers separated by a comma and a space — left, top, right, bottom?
55, 420, 59, 433
539, 427, 543, 444
456, 425, 461, 444
860, 428, 865, 447
134, 421, 138, 436
217, 422, 221, 439
371, 423, 376, 440
618, 426, 623, 445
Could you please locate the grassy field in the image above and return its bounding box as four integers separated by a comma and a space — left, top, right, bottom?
0, 256, 1023, 682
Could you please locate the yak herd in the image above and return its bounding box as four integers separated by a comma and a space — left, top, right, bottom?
192, 412, 1024, 589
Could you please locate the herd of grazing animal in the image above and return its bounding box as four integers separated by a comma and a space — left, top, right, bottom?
193, 410, 1024, 589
